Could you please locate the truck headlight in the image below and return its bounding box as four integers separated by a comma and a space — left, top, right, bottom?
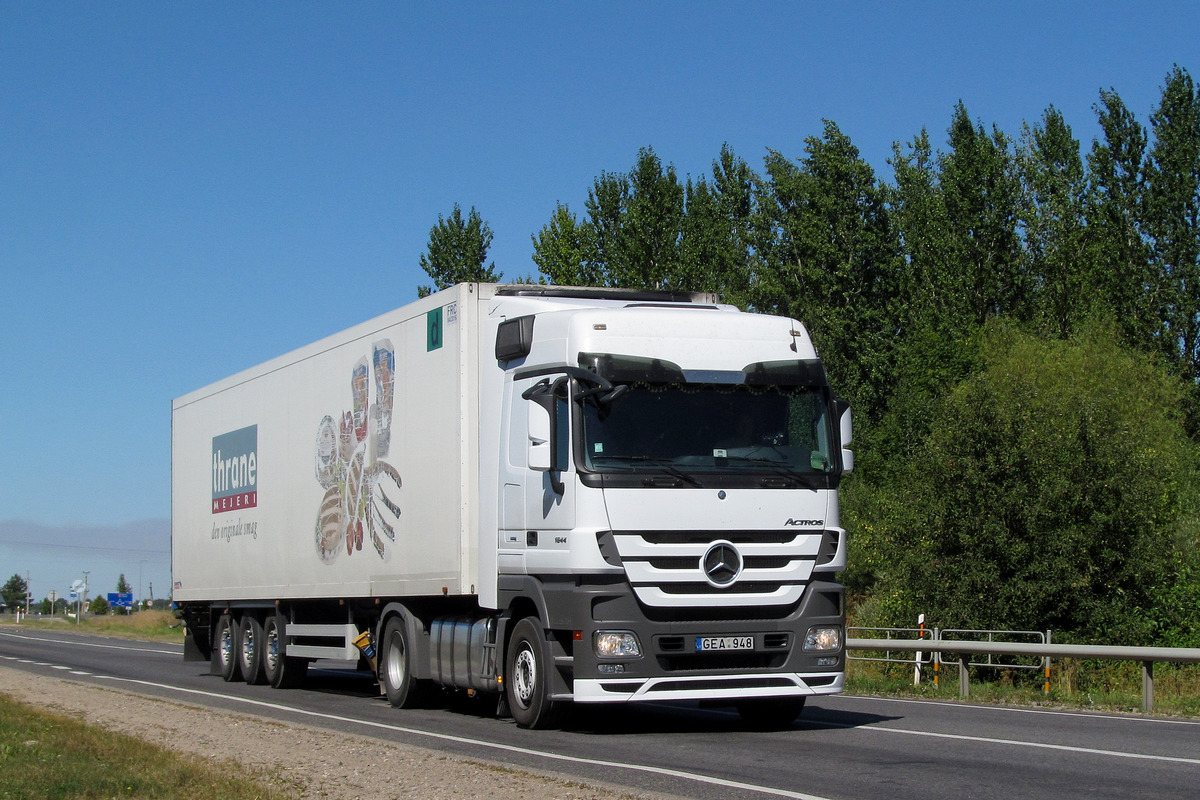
803, 626, 841, 652
594, 630, 642, 658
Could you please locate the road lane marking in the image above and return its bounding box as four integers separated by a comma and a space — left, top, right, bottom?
97, 675, 837, 800
5, 651, 1197, 789
835, 693, 1200, 728
807, 718, 1200, 765
0, 631, 178, 656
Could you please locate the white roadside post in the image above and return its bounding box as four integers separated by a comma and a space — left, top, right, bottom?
914, 613, 925, 686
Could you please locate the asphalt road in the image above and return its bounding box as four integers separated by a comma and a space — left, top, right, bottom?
2, 625, 1198, 800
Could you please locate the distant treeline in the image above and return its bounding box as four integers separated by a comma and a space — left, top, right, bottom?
420, 65, 1200, 646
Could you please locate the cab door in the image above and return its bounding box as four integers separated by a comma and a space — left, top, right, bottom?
498, 375, 576, 572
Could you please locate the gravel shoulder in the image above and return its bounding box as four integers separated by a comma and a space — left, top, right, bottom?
0, 663, 683, 800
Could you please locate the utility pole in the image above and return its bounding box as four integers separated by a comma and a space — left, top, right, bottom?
80, 571, 90, 625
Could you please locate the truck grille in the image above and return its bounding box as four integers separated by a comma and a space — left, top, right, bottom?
599, 529, 828, 609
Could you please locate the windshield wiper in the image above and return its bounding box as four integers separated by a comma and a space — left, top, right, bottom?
718, 456, 818, 490
594, 455, 703, 487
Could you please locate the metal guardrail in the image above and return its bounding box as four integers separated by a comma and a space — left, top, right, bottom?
850, 626, 1052, 693
847, 634, 1200, 712
846, 626, 934, 666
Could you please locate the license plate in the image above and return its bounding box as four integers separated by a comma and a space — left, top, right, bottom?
695, 636, 754, 651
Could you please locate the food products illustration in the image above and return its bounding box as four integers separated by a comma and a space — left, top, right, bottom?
313, 339, 401, 563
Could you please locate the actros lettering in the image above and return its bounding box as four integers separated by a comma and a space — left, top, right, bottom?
784, 518, 824, 527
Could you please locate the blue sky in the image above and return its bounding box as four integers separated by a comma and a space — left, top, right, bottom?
1, 2, 1197, 601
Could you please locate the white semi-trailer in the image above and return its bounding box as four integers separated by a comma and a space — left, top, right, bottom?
172, 283, 852, 728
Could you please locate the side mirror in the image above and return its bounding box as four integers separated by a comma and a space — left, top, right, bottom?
836, 399, 854, 474
528, 398, 553, 472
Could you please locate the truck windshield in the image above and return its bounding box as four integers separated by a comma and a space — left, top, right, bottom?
579, 381, 838, 480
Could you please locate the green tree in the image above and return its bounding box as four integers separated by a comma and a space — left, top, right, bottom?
853, 322, 1199, 643
678, 176, 730, 294
752, 122, 901, 439
534, 146, 732, 292
939, 102, 1026, 325
890, 128, 951, 335
116, 574, 132, 594
881, 128, 986, 471
1143, 65, 1200, 430
617, 147, 685, 288
1018, 106, 1087, 338
417, 204, 502, 298
530, 203, 599, 286
89, 595, 109, 615
38, 596, 69, 615
705, 143, 763, 307
1084, 87, 1154, 348
1, 574, 29, 610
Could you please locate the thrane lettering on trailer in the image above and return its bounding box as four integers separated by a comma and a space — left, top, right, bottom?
211, 425, 258, 514
212, 450, 257, 493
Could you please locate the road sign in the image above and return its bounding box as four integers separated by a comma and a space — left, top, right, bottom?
107, 592, 133, 608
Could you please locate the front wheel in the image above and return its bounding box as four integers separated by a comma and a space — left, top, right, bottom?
505, 618, 564, 729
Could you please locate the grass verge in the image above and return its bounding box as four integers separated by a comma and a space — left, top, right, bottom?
847, 657, 1200, 717
0, 692, 298, 800
1, 610, 185, 643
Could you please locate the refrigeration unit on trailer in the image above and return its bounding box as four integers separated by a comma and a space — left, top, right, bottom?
172, 282, 853, 728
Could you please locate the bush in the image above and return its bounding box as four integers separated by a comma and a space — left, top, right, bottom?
850, 321, 1200, 643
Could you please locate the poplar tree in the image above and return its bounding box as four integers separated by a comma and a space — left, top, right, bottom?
1018, 106, 1087, 338
530, 203, 598, 286
417, 204, 502, 298
939, 102, 1026, 325
617, 148, 686, 289
1084, 89, 1154, 346
753, 122, 900, 433
1144, 65, 1200, 424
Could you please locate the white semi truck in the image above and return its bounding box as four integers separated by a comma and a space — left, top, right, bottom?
172, 283, 852, 728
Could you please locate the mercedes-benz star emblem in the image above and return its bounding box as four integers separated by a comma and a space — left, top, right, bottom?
702, 541, 743, 587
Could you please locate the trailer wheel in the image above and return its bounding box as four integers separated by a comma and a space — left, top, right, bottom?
263, 613, 308, 689
238, 615, 268, 685
379, 616, 430, 708
735, 697, 806, 729
213, 613, 242, 682
505, 618, 563, 729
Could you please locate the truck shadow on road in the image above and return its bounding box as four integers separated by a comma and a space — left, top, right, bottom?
281, 668, 902, 735
559, 702, 900, 735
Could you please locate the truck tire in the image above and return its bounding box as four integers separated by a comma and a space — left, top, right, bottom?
505, 617, 563, 729
379, 616, 430, 708
263, 613, 308, 689
735, 697, 806, 729
213, 613, 242, 682
238, 615, 267, 685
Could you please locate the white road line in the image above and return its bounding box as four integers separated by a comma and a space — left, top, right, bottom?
808, 718, 1200, 765
0, 631, 178, 656
98, 675, 836, 800
7, 652, 1197, 790
836, 693, 1200, 727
